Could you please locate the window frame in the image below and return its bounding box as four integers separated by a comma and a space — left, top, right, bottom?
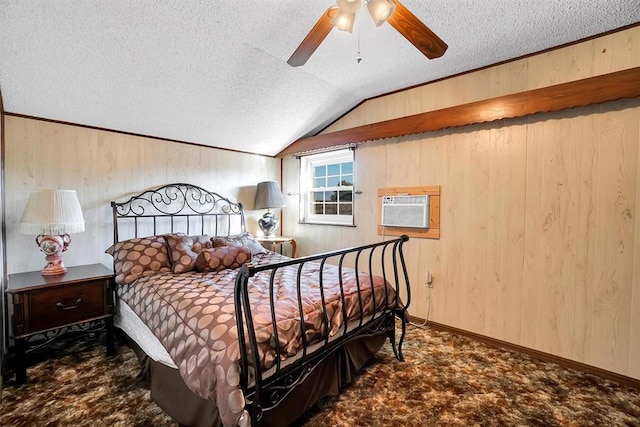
299, 149, 355, 226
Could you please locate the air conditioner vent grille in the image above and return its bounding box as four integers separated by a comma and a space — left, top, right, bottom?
381, 195, 430, 228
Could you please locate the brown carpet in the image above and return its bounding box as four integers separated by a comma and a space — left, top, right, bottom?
1, 325, 639, 426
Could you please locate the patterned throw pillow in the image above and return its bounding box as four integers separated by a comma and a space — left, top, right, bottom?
165, 234, 211, 273
212, 232, 267, 255
195, 246, 252, 273
105, 236, 171, 285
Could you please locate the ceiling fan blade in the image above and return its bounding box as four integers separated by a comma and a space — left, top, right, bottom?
287, 8, 336, 67
387, 1, 448, 59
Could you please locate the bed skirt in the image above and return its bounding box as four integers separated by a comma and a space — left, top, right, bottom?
124, 331, 387, 427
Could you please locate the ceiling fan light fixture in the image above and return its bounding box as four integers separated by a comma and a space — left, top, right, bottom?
332, 10, 357, 33
336, 0, 362, 14
367, 0, 396, 26
287, 0, 447, 67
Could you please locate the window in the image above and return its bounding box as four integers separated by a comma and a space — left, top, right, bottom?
300, 149, 354, 225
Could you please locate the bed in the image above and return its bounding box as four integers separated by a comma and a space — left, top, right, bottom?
107, 183, 411, 426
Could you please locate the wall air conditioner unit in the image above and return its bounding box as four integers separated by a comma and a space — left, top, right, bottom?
381, 195, 430, 228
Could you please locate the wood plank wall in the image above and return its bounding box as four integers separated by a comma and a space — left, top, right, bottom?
282, 27, 640, 379
3, 117, 280, 274
0, 89, 6, 390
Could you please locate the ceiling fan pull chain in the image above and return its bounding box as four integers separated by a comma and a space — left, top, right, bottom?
356, 19, 363, 63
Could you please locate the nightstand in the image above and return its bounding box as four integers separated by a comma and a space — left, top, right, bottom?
256, 236, 297, 257
6, 263, 115, 384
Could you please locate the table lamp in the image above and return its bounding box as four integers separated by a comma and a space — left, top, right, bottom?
254, 181, 286, 238
20, 189, 85, 275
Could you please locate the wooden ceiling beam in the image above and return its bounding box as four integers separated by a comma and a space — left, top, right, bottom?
277, 66, 640, 158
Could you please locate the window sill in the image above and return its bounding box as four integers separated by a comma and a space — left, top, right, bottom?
298, 221, 356, 227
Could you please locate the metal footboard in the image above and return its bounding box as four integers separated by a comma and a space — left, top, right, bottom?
234, 235, 411, 424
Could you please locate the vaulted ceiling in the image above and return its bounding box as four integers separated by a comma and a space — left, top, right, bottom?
1, 1, 638, 156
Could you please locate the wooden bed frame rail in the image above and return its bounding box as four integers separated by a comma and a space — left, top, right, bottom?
234, 235, 411, 424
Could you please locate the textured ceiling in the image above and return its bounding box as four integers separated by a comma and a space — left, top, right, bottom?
1, 1, 638, 156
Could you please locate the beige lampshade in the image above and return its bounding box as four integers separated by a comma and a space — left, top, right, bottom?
332, 9, 357, 33
20, 189, 85, 235
254, 181, 286, 210
367, 0, 396, 26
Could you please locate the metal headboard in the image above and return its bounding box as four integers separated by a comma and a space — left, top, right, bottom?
110, 183, 246, 243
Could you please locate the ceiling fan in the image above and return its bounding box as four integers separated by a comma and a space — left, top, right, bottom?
287, 0, 448, 67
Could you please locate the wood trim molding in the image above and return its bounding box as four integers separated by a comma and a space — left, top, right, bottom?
278, 67, 640, 158
410, 316, 640, 390
312, 24, 640, 140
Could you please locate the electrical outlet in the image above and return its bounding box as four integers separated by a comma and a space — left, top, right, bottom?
425, 270, 433, 288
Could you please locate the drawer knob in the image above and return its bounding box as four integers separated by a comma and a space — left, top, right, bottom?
56, 298, 82, 311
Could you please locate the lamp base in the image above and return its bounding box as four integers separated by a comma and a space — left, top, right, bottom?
36, 234, 71, 276
258, 212, 279, 238
42, 257, 68, 275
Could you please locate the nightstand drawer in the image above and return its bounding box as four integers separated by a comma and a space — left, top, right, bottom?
29, 280, 107, 332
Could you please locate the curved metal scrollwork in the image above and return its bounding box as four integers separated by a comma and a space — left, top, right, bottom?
111, 183, 246, 241
25, 320, 106, 354
114, 183, 241, 217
